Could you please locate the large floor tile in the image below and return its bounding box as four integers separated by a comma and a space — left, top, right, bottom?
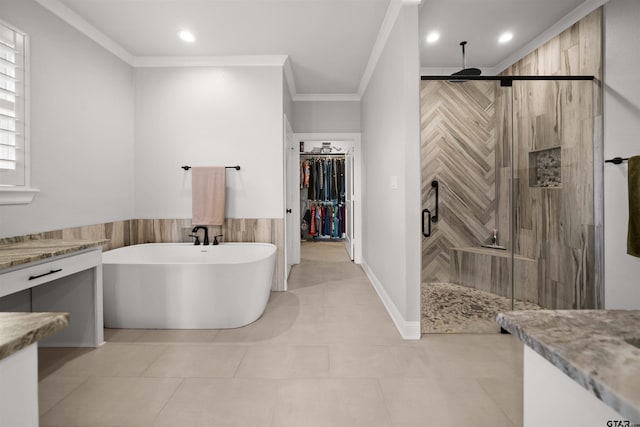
236, 344, 330, 379
285, 317, 331, 345
38, 376, 87, 416
325, 303, 391, 324
299, 241, 352, 263
329, 344, 427, 378
40, 377, 182, 426
478, 377, 523, 427
264, 303, 325, 325
269, 284, 328, 308
212, 314, 292, 345
152, 378, 278, 427
38, 347, 92, 379
104, 328, 146, 342
412, 334, 523, 380
134, 328, 219, 343
288, 262, 364, 288
34, 241, 524, 427
324, 318, 404, 345
45, 343, 167, 378
143, 344, 246, 378
379, 377, 516, 427
326, 280, 385, 307
273, 378, 392, 427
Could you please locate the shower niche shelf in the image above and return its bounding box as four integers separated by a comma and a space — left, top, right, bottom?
529, 147, 561, 188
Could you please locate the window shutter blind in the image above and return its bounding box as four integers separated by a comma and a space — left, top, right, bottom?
0, 22, 25, 186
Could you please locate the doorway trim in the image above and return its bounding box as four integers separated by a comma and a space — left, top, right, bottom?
292, 132, 362, 265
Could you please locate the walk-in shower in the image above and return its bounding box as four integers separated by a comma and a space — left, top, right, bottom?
420, 75, 603, 333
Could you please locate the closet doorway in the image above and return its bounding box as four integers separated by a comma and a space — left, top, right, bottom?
288, 133, 362, 285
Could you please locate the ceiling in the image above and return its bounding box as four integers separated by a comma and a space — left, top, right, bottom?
58, 0, 391, 94
419, 0, 587, 71
53, 0, 598, 96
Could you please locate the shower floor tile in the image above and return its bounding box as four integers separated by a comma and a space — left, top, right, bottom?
421, 282, 542, 334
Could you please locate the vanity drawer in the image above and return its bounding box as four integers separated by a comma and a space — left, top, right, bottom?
0, 249, 102, 298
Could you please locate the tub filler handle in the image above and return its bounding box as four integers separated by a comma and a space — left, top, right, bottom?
213, 235, 223, 246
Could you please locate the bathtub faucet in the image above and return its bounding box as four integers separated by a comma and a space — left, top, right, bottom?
213, 234, 223, 246
191, 226, 209, 245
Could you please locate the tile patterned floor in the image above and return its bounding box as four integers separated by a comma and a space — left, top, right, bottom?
421, 282, 542, 334
38, 241, 523, 427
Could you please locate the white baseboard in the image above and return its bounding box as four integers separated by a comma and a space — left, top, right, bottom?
361, 261, 421, 340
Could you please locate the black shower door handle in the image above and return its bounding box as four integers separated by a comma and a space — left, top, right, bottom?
431, 180, 439, 223
422, 209, 432, 237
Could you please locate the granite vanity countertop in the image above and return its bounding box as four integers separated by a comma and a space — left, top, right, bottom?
497, 310, 640, 423
0, 239, 108, 270
0, 312, 69, 360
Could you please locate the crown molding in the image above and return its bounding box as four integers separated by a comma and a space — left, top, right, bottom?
283, 57, 297, 99
357, 0, 403, 98
293, 93, 360, 102
493, 0, 609, 74
34, 0, 134, 65
358, 0, 422, 98
132, 55, 288, 68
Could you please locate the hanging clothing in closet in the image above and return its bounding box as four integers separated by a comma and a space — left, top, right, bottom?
304, 202, 345, 239
301, 155, 347, 240
300, 157, 345, 202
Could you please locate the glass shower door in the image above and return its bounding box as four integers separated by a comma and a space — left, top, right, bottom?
510, 79, 602, 311
420, 79, 515, 333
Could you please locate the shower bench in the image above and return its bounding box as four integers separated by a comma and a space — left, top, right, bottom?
449, 247, 538, 305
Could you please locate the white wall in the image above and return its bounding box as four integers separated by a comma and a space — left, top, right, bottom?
603, 0, 640, 309
360, 3, 421, 337
0, 0, 135, 238
293, 100, 361, 133
134, 66, 284, 219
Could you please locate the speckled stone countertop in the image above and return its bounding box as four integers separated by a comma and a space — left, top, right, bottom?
497, 310, 640, 423
0, 239, 108, 270
0, 312, 69, 360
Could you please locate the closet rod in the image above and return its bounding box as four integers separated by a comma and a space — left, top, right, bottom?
181, 165, 241, 170
300, 153, 345, 156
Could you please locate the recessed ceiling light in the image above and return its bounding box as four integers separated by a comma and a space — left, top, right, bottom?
426, 32, 440, 44
498, 32, 513, 43
178, 30, 195, 43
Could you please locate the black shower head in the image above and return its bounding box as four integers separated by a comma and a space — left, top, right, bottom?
451, 41, 481, 77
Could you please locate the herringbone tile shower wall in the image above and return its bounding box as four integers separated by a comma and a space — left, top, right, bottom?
420, 81, 498, 282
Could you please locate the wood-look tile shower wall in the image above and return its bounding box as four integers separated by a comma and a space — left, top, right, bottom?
1, 218, 285, 291
421, 8, 603, 309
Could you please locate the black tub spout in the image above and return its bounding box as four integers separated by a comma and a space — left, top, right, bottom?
192, 226, 209, 245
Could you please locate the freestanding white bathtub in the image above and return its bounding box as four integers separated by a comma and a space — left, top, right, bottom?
102, 243, 276, 329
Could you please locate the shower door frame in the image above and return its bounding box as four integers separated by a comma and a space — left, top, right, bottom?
419, 74, 602, 319
421, 75, 596, 84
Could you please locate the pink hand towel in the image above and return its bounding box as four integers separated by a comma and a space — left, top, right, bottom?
192, 166, 226, 225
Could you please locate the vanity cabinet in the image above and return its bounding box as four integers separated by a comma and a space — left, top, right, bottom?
0, 244, 104, 347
